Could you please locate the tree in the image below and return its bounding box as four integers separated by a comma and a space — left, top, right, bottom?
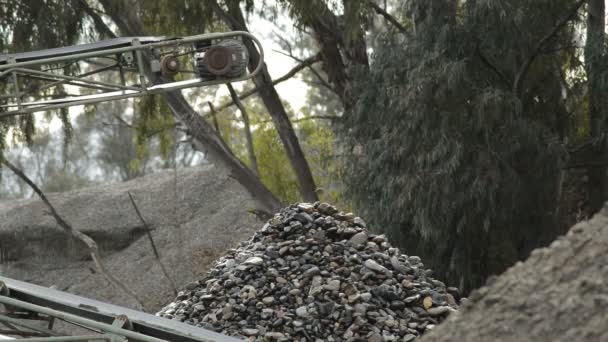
338, 0, 586, 292
584, 0, 607, 214
209, 0, 319, 202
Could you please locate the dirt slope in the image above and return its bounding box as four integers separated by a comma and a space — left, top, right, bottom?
0, 164, 262, 312
421, 206, 608, 342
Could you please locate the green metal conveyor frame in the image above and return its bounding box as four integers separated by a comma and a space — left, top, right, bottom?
0, 31, 264, 118
0, 276, 241, 342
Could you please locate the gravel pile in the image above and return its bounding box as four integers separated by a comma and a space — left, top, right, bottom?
157, 203, 460, 341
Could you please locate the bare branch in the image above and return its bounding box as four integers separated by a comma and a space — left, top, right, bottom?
77, 0, 118, 39
475, 46, 511, 89
255, 115, 340, 125
513, 0, 585, 96
207, 101, 221, 134
273, 31, 294, 57
1, 158, 146, 309
214, 53, 322, 112
368, 1, 407, 33
127, 192, 178, 296
112, 112, 134, 128
273, 49, 335, 92
227, 84, 259, 176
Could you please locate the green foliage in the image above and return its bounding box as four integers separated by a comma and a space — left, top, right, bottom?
215, 97, 341, 204
138, 0, 217, 35
341, 0, 582, 292
0, 0, 84, 52
253, 120, 301, 202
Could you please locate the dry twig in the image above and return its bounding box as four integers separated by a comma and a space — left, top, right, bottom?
127, 192, 179, 296
1, 158, 146, 310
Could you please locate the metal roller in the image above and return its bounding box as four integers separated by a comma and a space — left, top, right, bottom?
197, 39, 249, 79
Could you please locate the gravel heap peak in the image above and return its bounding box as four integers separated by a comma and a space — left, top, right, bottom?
158, 202, 461, 341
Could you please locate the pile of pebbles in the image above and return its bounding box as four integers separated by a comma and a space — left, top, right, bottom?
157, 203, 461, 341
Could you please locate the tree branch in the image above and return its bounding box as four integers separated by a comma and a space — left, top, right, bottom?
127, 192, 178, 296
256, 115, 340, 124
227, 84, 259, 176
475, 46, 511, 89
77, 0, 118, 39
513, 0, 585, 96
207, 101, 221, 134
368, 1, 407, 33
1, 158, 146, 309
215, 53, 322, 112
273, 49, 336, 92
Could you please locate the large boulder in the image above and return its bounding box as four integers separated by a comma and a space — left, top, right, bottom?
421, 206, 608, 342
0, 164, 262, 312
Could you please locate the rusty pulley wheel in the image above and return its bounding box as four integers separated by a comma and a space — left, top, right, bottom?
204, 46, 233, 76
160, 55, 180, 76
196, 39, 248, 79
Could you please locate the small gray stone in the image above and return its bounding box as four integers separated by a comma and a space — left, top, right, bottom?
364, 259, 389, 273
353, 217, 366, 227
265, 332, 286, 339
325, 279, 341, 291
390, 257, 409, 273
427, 306, 455, 316
303, 266, 321, 278
296, 306, 309, 318
244, 256, 264, 266
297, 203, 315, 213
295, 212, 313, 223
368, 333, 383, 342
403, 334, 417, 342
262, 297, 275, 305
349, 232, 369, 246
242, 328, 259, 336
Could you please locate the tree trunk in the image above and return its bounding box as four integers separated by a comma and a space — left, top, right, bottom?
211, 0, 319, 203
293, 1, 368, 111
585, 0, 607, 214
96, 0, 282, 213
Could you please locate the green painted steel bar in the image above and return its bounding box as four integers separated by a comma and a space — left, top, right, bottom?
0, 276, 241, 342
0, 296, 167, 342
10, 71, 20, 110
0, 31, 264, 118
16, 335, 110, 341
0, 74, 253, 117
0, 63, 120, 100
12, 68, 142, 92
0, 315, 61, 337
133, 39, 148, 92
0, 31, 262, 71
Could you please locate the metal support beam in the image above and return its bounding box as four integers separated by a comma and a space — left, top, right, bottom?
0, 31, 264, 117
0, 276, 242, 342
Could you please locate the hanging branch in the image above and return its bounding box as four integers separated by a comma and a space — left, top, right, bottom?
207, 101, 222, 134
227, 84, 259, 176
1, 158, 146, 310
513, 0, 586, 96
475, 45, 511, 89
127, 192, 178, 296
273, 49, 335, 92
368, 1, 407, 33
215, 53, 322, 112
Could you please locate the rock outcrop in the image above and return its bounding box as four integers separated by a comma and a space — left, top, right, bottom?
0, 165, 262, 312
